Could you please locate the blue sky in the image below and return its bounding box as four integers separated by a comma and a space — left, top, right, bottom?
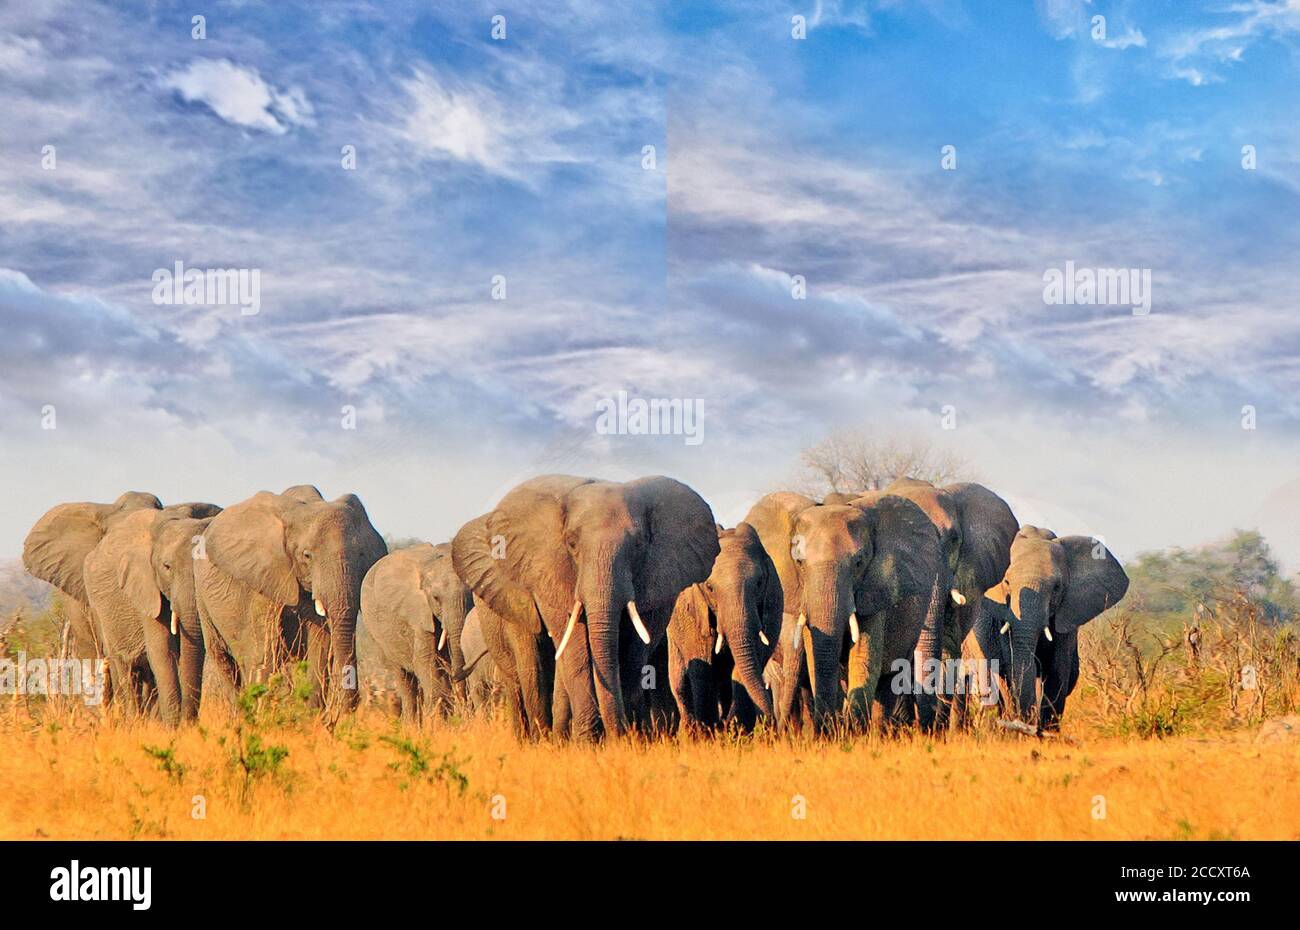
2, 0, 1299, 569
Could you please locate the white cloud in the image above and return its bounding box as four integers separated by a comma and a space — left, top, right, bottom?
162, 59, 314, 134
1164, 0, 1300, 84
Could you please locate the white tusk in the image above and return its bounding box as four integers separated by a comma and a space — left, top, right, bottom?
715, 632, 724, 655
170, 609, 178, 636
555, 600, 581, 660
437, 626, 447, 650
951, 589, 967, 606
314, 598, 326, 618
1043, 625, 1053, 642
758, 630, 770, 647
1000, 621, 1011, 635
797, 612, 806, 627
628, 601, 651, 645
848, 612, 860, 645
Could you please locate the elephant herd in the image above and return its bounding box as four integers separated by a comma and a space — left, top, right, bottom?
21, 474, 1130, 739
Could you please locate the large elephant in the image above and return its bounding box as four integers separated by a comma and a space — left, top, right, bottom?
743, 491, 940, 732
23, 492, 166, 703
195, 486, 386, 715
975, 526, 1129, 730
81, 503, 222, 725
360, 542, 472, 724
666, 523, 781, 732
452, 475, 719, 741
875, 478, 1019, 729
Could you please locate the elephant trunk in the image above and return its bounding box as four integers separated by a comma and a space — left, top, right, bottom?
443, 591, 472, 704
580, 549, 628, 738
804, 565, 851, 731
1008, 586, 1048, 724
720, 590, 773, 720
329, 616, 359, 712
913, 564, 950, 731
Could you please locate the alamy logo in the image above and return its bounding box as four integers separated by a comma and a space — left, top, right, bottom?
595, 390, 704, 446
151, 260, 261, 315
1042, 260, 1151, 315
50, 860, 152, 910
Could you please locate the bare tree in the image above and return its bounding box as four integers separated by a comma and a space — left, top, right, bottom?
792, 429, 973, 498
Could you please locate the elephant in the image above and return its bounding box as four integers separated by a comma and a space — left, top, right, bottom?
666, 523, 782, 732
452, 475, 719, 741
458, 606, 498, 711
81, 503, 222, 726
194, 485, 387, 716
974, 526, 1129, 731
873, 478, 1019, 729
23, 492, 166, 704
360, 542, 473, 724
743, 490, 940, 733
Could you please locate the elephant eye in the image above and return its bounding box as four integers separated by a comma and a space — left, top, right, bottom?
302, 550, 313, 560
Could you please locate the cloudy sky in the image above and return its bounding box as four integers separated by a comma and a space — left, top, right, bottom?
2, 0, 1299, 570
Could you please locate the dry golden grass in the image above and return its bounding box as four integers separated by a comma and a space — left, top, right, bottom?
2, 705, 1297, 840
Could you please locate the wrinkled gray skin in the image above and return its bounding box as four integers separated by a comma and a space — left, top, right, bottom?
82, 504, 222, 726
195, 485, 387, 716
23, 492, 166, 707
458, 606, 497, 710
360, 543, 472, 724
744, 491, 940, 734
873, 478, 1019, 730
667, 523, 782, 732
976, 526, 1129, 730
452, 475, 719, 741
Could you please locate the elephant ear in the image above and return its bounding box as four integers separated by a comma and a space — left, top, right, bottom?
116, 527, 163, 621
946, 483, 1019, 598
739, 523, 785, 643
859, 495, 941, 611
203, 492, 300, 606
629, 476, 720, 610
23, 502, 113, 602
488, 476, 590, 617
365, 550, 436, 634
742, 492, 817, 616
451, 514, 542, 633
1055, 536, 1129, 633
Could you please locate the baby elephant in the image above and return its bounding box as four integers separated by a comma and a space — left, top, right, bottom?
975, 526, 1129, 731
667, 523, 782, 731
360, 543, 473, 724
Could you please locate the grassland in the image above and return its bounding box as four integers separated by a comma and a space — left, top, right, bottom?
1, 703, 1297, 840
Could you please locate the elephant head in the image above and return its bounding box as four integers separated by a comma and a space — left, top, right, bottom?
83, 502, 221, 723
452, 475, 718, 739
985, 527, 1129, 723
24, 492, 164, 607
744, 492, 939, 727
203, 486, 387, 711
668, 522, 783, 728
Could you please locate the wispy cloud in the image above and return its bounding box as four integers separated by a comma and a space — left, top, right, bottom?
162, 59, 314, 134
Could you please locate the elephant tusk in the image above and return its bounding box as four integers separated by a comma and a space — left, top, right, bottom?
170, 608, 178, 636
797, 612, 806, 627
437, 625, 447, 650
715, 632, 724, 655
848, 612, 860, 645
1043, 625, 1053, 642
1000, 621, 1011, 635
555, 600, 581, 660
628, 601, 652, 645
314, 598, 326, 618
758, 630, 770, 647
951, 589, 967, 606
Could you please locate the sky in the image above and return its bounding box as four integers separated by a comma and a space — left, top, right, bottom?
2, 0, 1299, 571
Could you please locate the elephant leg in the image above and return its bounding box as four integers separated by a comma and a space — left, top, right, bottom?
304, 620, 330, 710
1039, 630, 1078, 732
845, 611, 884, 731
143, 618, 182, 728
621, 637, 655, 733
411, 630, 447, 725
107, 657, 139, 721
199, 614, 240, 713
395, 670, 420, 724
552, 672, 572, 739
509, 626, 553, 739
